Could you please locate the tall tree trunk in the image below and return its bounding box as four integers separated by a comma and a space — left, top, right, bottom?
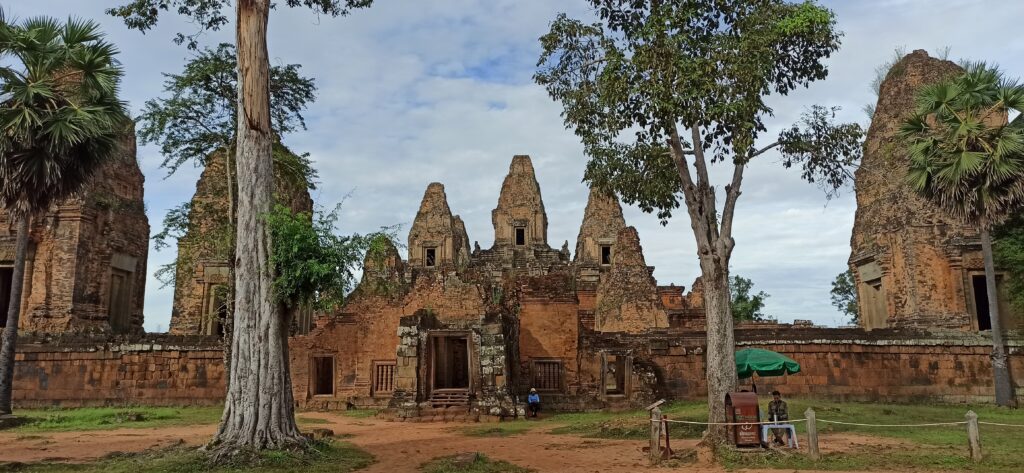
213, 0, 304, 451
980, 227, 1016, 408
700, 259, 737, 440
0, 216, 30, 416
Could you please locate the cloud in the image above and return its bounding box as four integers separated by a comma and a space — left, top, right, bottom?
10, 1, 1024, 331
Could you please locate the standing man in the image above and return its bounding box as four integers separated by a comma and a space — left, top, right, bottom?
767, 391, 789, 446
527, 388, 541, 418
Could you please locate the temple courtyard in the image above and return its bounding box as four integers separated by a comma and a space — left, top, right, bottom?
1, 399, 1021, 472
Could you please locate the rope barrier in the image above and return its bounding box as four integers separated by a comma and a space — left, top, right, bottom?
654, 418, 807, 426
816, 419, 967, 427
650, 417, 1024, 428
978, 421, 1024, 428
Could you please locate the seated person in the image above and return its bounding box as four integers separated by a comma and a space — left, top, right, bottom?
527, 388, 541, 418
767, 390, 790, 446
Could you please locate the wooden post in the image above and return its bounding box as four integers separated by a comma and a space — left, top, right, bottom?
966, 410, 982, 462
649, 406, 663, 464
805, 408, 820, 460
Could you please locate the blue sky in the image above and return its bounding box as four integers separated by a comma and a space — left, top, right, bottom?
7, 1, 1024, 332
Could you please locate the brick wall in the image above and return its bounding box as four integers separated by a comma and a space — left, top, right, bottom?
12, 335, 225, 408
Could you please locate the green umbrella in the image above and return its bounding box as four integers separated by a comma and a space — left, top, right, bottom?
735, 348, 801, 379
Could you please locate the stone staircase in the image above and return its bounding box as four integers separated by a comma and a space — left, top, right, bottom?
428, 389, 470, 408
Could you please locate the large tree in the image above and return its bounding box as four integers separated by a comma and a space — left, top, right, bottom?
535, 1, 863, 439
901, 63, 1024, 408
110, 0, 373, 452
0, 12, 128, 416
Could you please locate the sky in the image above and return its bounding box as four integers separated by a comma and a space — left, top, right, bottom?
6, 1, 1024, 332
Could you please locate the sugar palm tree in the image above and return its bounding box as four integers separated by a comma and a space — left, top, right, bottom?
901, 63, 1024, 408
0, 10, 128, 416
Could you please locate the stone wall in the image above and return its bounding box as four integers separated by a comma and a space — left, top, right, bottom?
575, 327, 1023, 406
0, 130, 149, 335
12, 335, 225, 408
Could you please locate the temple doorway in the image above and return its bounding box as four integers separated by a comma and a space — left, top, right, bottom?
431, 335, 470, 391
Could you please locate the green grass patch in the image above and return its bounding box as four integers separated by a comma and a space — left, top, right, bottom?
6, 440, 373, 473
545, 401, 707, 440
420, 453, 532, 473
296, 416, 332, 425
539, 398, 1023, 472
338, 409, 379, 419
457, 420, 537, 437
9, 406, 223, 433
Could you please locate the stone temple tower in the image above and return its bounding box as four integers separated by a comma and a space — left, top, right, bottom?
482, 155, 567, 272
492, 155, 548, 249
407, 182, 470, 271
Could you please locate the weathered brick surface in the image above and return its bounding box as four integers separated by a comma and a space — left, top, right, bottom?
0, 129, 149, 334
169, 146, 313, 334
12, 335, 225, 407
594, 227, 669, 333
849, 50, 1022, 331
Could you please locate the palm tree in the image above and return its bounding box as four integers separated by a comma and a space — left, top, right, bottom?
901, 63, 1024, 408
0, 11, 128, 416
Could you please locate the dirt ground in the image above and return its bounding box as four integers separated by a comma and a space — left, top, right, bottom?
0, 412, 913, 472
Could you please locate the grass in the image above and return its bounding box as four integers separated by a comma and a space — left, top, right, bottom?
419, 453, 532, 473
8, 406, 223, 433
338, 409, 379, 419
545, 401, 707, 440
488, 398, 1024, 472
296, 416, 332, 425
6, 440, 374, 473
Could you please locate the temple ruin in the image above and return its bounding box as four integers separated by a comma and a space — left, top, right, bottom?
849, 50, 1022, 331
0, 130, 149, 335
289, 155, 701, 417
168, 144, 314, 335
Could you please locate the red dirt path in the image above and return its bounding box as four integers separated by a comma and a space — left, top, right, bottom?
0, 412, 912, 472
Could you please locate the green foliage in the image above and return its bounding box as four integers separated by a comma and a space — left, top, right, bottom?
107, 0, 374, 49
993, 214, 1024, 314
266, 204, 398, 310
420, 453, 533, 473
535, 0, 862, 222
13, 440, 373, 473
729, 274, 770, 322
830, 269, 859, 324
0, 10, 130, 216
901, 63, 1024, 229
137, 43, 316, 175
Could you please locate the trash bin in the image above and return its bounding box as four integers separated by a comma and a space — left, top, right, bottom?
725, 391, 763, 447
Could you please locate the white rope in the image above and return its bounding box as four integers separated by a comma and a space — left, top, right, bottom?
655, 418, 806, 426
816, 419, 967, 427
978, 421, 1024, 428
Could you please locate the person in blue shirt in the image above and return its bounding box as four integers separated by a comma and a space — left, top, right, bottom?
527, 388, 541, 418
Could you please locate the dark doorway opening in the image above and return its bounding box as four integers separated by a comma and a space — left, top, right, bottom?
514, 227, 526, 246
108, 269, 132, 333
0, 267, 12, 328
600, 245, 612, 265
973, 274, 993, 331
425, 247, 437, 267
432, 335, 470, 390
312, 356, 335, 395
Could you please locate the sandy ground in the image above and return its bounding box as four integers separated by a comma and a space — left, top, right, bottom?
0, 412, 914, 472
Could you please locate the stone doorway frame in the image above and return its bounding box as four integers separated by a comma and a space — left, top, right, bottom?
425, 331, 475, 396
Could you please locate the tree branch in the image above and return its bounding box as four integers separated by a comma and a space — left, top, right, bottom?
750, 141, 780, 159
